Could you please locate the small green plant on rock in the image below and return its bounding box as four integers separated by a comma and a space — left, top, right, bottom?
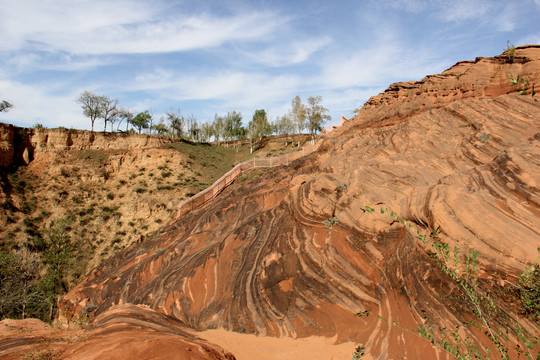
516, 264, 540, 321
479, 133, 491, 143
503, 41, 516, 63
351, 206, 540, 360
508, 72, 528, 95
352, 344, 366, 359
323, 216, 339, 229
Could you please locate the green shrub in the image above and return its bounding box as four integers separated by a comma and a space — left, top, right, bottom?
323, 216, 339, 229
503, 41, 516, 63
517, 265, 540, 320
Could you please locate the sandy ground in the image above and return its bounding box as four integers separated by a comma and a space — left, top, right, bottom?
196, 329, 357, 360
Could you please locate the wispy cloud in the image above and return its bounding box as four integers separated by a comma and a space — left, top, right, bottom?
383, 0, 508, 26
2, 52, 117, 75
0, 0, 153, 52
0, 80, 84, 128
131, 68, 302, 107
239, 36, 333, 67
1, 0, 287, 55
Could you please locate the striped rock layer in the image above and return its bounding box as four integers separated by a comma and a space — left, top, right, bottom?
58, 46, 540, 359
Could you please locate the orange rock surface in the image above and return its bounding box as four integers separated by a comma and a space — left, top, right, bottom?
3, 46, 539, 359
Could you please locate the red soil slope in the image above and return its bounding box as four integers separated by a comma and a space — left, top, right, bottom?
2, 46, 539, 360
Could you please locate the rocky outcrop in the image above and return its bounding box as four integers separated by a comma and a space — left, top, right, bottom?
0, 125, 175, 168
0, 123, 15, 167
0, 123, 33, 167
0, 304, 236, 360
5, 47, 540, 359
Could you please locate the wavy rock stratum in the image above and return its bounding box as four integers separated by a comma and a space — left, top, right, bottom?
2, 46, 539, 359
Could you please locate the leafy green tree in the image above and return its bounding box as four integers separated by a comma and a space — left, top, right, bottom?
306, 95, 330, 139
0, 217, 75, 322
289, 96, 306, 147
248, 109, 271, 153
225, 111, 244, 139
224, 111, 245, 151
250, 109, 272, 140
77, 91, 103, 132
42, 220, 73, 299
0, 249, 46, 320
131, 111, 152, 134
276, 114, 295, 144
200, 121, 214, 142
151, 120, 169, 136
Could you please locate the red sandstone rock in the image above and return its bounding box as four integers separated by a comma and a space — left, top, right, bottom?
3, 46, 540, 359
0, 304, 236, 360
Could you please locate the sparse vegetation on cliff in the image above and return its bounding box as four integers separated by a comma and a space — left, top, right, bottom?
503, 41, 517, 63
353, 206, 540, 360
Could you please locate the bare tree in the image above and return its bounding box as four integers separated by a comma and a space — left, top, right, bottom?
148, 108, 155, 135
289, 95, 306, 147
115, 108, 133, 131
77, 91, 102, 132
186, 114, 199, 142
165, 109, 185, 138
0, 94, 13, 112
99, 95, 119, 132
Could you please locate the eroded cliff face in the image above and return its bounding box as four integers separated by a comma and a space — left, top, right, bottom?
3, 46, 539, 359
0, 125, 173, 168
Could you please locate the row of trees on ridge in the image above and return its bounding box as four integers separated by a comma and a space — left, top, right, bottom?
77, 91, 330, 145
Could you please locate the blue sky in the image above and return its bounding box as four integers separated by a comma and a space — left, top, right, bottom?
1, 0, 539, 130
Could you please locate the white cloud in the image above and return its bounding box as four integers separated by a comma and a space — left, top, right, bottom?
0, 80, 86, 129
439, 0, 491, 22
1, 0, 287, 55
0, 0, 152, 52
2, 53, 116, 75
132, 68, 302, 107
317, 39, 448, 90
242, 36, 333, 67
383, 0, 501, 24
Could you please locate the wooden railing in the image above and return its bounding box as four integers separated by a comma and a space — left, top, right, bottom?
175, 144, 316, 219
